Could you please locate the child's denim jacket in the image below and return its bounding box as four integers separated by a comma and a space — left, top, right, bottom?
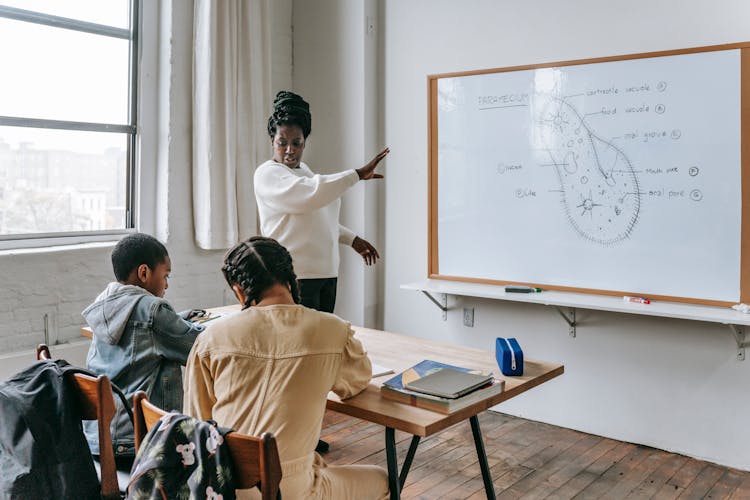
81, 282, 204, 458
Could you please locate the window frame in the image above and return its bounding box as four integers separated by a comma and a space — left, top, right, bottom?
0, 2, 140, 248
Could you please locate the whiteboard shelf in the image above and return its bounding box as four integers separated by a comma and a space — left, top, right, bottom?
401, 280, 750, 359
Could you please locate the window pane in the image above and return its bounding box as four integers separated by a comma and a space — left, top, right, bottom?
0, 18, 129, 124
0, 126, 128, 235
0, 0, 129, 29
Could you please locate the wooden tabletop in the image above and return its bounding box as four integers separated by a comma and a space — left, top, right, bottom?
330, 326, 564, 437
81, 304, 564, 438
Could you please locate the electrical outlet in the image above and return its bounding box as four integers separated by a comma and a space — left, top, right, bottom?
463, 307, 474, 327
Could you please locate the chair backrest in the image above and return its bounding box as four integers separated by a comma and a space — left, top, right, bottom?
36, 344, 120, 500
133, 391, 283, 500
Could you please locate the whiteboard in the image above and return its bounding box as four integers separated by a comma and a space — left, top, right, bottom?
430, 45, 748, 304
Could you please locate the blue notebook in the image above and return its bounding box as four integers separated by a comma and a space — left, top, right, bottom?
382, 359, 490, 392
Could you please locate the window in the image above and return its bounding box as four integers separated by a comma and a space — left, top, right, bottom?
0, 0, 138, 244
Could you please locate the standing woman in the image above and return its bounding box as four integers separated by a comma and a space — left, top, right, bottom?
254, 90, 389, 314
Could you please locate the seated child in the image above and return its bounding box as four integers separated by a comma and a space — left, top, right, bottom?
183, 236, 389, 500
82, 232, 205, 467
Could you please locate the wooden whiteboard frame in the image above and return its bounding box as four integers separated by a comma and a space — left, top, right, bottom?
428, 42, 750, 307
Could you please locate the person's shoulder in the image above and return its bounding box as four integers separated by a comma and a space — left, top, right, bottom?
313, 308, 347, 324
201, 307, 253, 335
255, 159, 284, 173
146, 296, 184, 323
255, 160, 291, 185
257, 159, 277, 168
305, 308, 352, 336
143, 294, 173, 309
189, 308, 255, 354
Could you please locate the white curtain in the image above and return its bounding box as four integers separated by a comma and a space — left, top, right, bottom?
192, 0, 272, 249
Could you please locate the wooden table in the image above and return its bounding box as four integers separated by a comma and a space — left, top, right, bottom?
338, 326, 564, 500
82, 306, 564, 499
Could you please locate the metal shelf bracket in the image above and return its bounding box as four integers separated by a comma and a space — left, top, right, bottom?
421, 291, 448, 320
729, 324, 748, 361
555, 307, 577, 337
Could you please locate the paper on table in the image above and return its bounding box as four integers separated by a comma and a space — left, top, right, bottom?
371, 362, 394, 378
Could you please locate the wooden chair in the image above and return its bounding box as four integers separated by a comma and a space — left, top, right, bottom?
133, 391, 283, 499
36, 344, 125, 500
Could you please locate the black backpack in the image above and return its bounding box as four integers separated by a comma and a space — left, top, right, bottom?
0, 359, 100, 499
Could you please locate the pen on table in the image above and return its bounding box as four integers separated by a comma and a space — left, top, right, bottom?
197, 314, 221, 324
623, 295, 650, 304
505, 286, 542, 293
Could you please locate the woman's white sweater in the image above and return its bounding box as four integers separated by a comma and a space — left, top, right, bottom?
254, 160, 359, 279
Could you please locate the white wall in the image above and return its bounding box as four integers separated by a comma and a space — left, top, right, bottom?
292, 0, 382, 326
0, 341, 89, 381
374, 0, 750, 470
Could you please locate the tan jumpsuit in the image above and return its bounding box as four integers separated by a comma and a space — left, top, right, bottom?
183, 304, 389, 500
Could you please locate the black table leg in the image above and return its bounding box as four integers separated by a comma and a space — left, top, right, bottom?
470, 415, 496, 500
399, 435, 421, 488
385, 427, 400, 500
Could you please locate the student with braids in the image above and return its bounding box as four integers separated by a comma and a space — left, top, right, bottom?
183, 236, 389, 500
254, 90, 389, 314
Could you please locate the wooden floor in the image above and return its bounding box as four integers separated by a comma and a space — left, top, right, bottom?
321, 410, 750, 500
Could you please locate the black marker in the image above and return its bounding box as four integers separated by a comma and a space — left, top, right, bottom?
505, 286, 542, 293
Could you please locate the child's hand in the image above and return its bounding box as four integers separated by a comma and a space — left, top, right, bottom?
185, 309, 207, 321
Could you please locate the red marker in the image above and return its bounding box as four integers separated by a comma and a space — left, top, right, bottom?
624, 295, 650, 304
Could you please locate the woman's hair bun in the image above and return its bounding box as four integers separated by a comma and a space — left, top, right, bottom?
273, 91, 309, 114
268, 90, 312, 138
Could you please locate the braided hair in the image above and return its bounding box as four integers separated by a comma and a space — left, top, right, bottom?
221, 236, 301, 309
267, 90, 312, 138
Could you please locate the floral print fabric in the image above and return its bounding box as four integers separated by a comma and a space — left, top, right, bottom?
126, 412, 235, 500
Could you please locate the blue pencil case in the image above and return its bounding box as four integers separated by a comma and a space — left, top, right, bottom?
495, 337, 523, 376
